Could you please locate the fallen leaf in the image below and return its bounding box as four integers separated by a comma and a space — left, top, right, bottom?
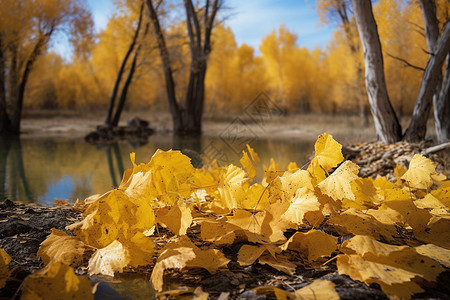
88, 240, 127, 276
294, 279, 339, 300
21, 261, 93, 300
312, 133, 344, 171
151, 236, 229, 291
240, 150, 256, 179
401, 154, 440, 189
281, 230, 337, 261
317, 161, 359, 201
415, 244, 450, 268
157, 205, 192, 236
38, 228, 85, 267
0, 248, 12, 289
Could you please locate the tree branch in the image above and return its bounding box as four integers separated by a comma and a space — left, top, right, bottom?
386, 53, 425, 71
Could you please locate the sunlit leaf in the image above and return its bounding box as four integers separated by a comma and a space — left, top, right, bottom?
317, 161, 359, 200
401, 154, 440, 189
88, 240, 127, 276
38, 228, 85, 266
312, 133, 344, 171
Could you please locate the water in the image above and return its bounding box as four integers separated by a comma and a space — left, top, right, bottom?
0, 134, 316, 204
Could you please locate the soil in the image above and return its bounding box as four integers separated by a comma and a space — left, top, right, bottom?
1, 140, 449, 299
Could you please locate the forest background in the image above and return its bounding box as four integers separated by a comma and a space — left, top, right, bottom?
1, 0, 449, 139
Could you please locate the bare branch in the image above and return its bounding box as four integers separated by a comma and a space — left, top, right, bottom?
386, 53, 425, 71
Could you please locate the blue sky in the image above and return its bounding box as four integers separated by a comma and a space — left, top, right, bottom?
53, 0, 335, 58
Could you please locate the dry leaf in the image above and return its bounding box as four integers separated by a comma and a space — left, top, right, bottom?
38, 228, 85, 266
21, 262, 93, 300
151, 236, 229, 291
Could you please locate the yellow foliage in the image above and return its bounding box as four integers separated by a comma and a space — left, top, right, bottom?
28, 136, 449, 298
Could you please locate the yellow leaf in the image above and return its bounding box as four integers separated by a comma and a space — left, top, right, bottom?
125, 232, 155, 267
88, 240, 127, 276
241, 183, 270, 210
217, 164, 248, 209
349, 178, 380, 208
294, 279, 339, 300
21, 262, 93, 300
307, 157, 326, 184
67, 189, 155, 249
156, 205, 192, 236
431, 180, 450, 208
280, 169, 314, 198
415, 244, 450, 268
151, 236, 229, 291
337, 254, 423, 299
237, 244, 278, 266
401, 154, 440, 189
227, 209, 288, 244
258, 252, 297, 275
341, 235, 408, 258
281, 230, 337, 261
317, 161, 359, 200
0, 248, 12, 290
312, 133, 344, 171
148, 150, 195, 204
394, 164, 407, 185
240, 150, 256, 179
329, 208, 398, 242
281, 187, 320, 225
246, 144, 260, 162
38, 228, 85, 266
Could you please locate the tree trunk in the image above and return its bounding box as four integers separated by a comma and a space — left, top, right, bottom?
403, 22, 450, 142
105, 1, 144, 126
9, 31, 52, 134
111, 46, 140, 127
146, 0, 183, 133
418, 0, 446, 142
183, 0, 220, 136
0, 36, 12, 135
337, 2, 369, 126
351, 0, 402, 144
435, 55, 450, 142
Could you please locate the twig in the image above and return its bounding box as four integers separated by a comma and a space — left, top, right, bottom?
386, 53, 425, 71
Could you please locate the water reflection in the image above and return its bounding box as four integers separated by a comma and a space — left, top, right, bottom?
0, 135, 315, 204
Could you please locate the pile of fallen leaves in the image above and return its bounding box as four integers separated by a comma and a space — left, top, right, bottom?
1, 133, 449, 299
344, 141, 449, 180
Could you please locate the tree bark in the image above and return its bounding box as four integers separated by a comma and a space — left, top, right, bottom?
105, 1, 144, 126
183, 0, 220, 135
111, 45, 140, 127
8, 30, 53, 134
146, 0, 183, 133
336, 0, 369, 126
418, 0, 447, 142
435, 55, 450, 142
351, 0, 402, 144
403, 22, 450, 142
0, 35, 12, 135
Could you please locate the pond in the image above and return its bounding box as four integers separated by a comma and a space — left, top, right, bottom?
0, 134, 317, 205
